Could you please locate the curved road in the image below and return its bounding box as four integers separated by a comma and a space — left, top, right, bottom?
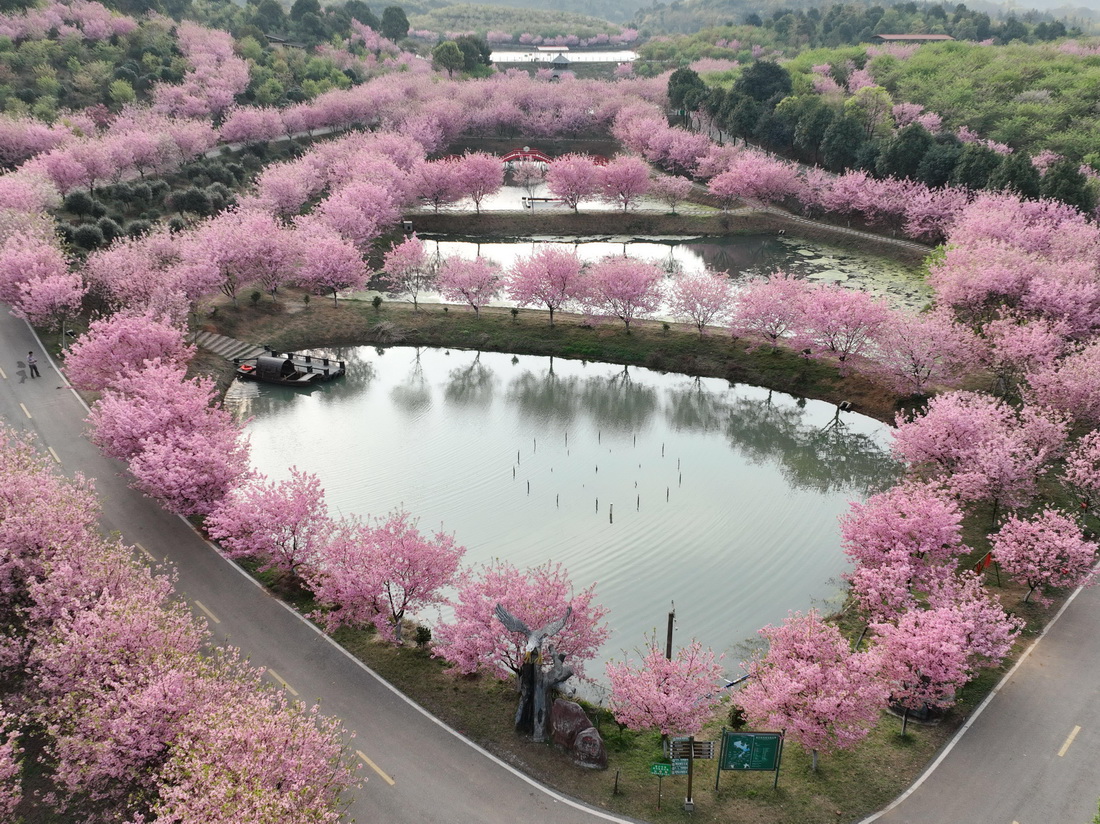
0, 310, 641, 824
6, 308, 1100, 824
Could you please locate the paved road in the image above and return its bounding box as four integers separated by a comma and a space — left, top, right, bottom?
0, 312, 642, 824
865, 582, 1100, 824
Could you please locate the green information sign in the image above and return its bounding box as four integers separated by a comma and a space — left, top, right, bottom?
720, 732, 782, 772
650, 763, 672, 776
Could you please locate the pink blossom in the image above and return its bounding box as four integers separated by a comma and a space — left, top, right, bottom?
991, 509, 1096, 604
739, 610, 888, 771
432, 560, 610, 681
579, 255, 665, 330
669, 268, 731, 334
437, 255, 501, 317
506, 246, 584, 325
606, 635, 724, 735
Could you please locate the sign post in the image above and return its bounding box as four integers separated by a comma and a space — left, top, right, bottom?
714, 728, 784, 792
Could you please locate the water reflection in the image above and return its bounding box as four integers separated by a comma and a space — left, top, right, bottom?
227, 347, 898, 682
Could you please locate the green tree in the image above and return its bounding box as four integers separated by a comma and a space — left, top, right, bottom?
1041, 160, 1096, 212
876, 123, 933, 180
733, 60, 792, 104
988, 151, 1041, 199
289, 0, 321, 22
252, 0, 286, 31
343, 0, 379, 29
820, 114, 866, 172
915, 141, 963, 188
844, 85, 894, 140
951, 144, 1004, 190
107, 79, 135, 105
432, 41, 464, 77
380, 6, 409, 41
668, 67, 707, 111
453, 34, 491, 72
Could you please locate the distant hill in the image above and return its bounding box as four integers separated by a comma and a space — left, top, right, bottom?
408, 3, 624, 35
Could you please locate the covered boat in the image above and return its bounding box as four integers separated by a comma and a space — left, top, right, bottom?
235, 349, 345, 385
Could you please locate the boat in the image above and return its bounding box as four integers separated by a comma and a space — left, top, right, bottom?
234, 349, 345, 386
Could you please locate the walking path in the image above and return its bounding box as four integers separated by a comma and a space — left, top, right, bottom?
190, 330, 266, 362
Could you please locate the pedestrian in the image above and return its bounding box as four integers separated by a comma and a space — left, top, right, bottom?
27, 351, 39, 378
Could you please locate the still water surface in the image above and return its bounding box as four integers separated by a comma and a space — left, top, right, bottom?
227, 347, 897, 689
401, 234, 931, 312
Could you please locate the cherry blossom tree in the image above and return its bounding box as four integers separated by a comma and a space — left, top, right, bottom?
891, 391, 1067, 514
206, 469, 330, 580
127, 422, 249, 518
841, 480, 965, 579
1025, 341, 1100, 429
151, 685, 356, 824
738, 610, 888, 771
977, 314, 1068, 399
0, 711, 19, 818
1062, 431, 1100, 516
506, 247, 583, 326
605, 634, 724, 736
512, 161, 545, 198
669, 268, 730, 335
991, 509, 1097, 604
431, 560, 609, 680
599, 155, 650, 211
708, 153, 803, 207
437, 255, 501, 317
0, 230, 69, 307
64, 311, 194, 392
456, 152, 503, 214
870, 608, 972, 734
546, 154, 600, 212
870, 309, 976, 396
412, 158, 465, 213
291, 220, 368, 305
730, 273, 810, 349
310, 510, 465, 643
649, 173, 693, 214
382, 234, 436, 311
580, 256, 664, 330
14, 272, 85, 342
797, 285, 890, 366
88, 362, 224, 462
312, 180, 401, 253
926, 571, 1021, 668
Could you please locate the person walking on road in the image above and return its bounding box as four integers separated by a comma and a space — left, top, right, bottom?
27, 351, 39, 378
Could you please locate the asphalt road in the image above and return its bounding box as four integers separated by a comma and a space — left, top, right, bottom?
0, 311, 642, 824
7, 309, 1100, 824
865, 581, 1100, 824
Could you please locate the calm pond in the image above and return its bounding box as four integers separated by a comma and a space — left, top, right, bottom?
404, 234, 932, 312
227, 347, 898, 691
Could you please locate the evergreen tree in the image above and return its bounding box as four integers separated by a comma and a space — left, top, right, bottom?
1041, 160, 1096, 212
820, 115, 866, 172
380, 6, 409, 41
951, 144, 1004, 190
988, 152, 1041, 199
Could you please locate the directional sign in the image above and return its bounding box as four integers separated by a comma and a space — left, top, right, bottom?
670, 738, 715, 759
670, 758, 689, 775
650, 763, 672, 776
720, 732, 782, 772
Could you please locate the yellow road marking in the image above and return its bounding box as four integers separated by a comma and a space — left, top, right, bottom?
1058, 725, 1081, 757
193, 600, 221, 625
19, 403, 31, 419
357, 750, 395, 785
0, 366, 7, 379
135, 543, 155, 562
267, 668, 299, 697
47, 446, 60, 464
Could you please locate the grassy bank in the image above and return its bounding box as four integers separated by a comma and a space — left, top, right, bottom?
203, 295, 901, 423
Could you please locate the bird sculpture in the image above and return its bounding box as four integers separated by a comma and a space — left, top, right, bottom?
494, 603, 572, 663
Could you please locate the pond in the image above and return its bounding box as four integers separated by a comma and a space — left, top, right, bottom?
408, 234, 931, 312
226, 347, 898, 692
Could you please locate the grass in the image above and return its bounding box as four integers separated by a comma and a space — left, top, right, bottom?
190, 291, 1081, 824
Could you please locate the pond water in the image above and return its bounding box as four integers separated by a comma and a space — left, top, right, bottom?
408, 234, 931, 311
227, 347, 898, 693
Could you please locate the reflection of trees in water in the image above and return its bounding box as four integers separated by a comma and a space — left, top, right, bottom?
506, 359, 581, 426
664, 377, 728, 432
724, 394, 897, 495
443, 352, 496, 408
309, 346, 376, 405
779, 412, 898, 497
390, 347, 432, 412
682, 237, 776, 279
579, 365, 659, 432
